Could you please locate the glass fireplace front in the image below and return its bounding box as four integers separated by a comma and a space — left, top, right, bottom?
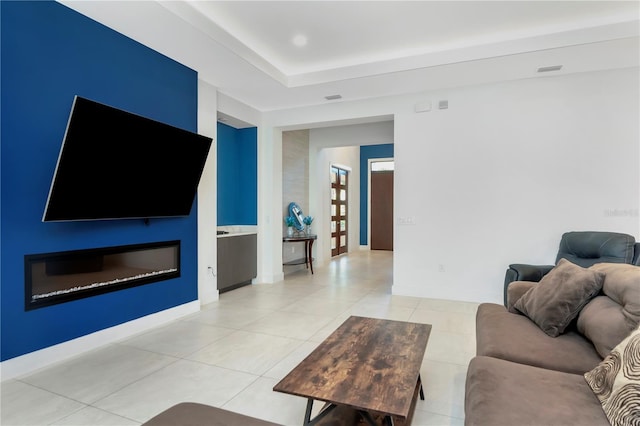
25, 241, 180, 310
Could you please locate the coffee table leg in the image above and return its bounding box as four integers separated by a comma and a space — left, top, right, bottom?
419, 373, 425, 400
303, 399, 338, 426
303, 399, 313, 425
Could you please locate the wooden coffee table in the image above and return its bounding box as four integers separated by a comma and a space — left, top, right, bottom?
273, 316, 432, 426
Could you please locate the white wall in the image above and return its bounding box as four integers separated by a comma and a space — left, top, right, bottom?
262, 68, 639, 303
197, 79, 218, 304
309, 121, 394, 148
394, 68, 639, 303
256, 126, 284, 283
217, 92, 261, 127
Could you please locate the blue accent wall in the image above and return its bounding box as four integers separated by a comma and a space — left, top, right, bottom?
360, 144, 394, 245
1, 1, 201, 361
217, 123, 257, 225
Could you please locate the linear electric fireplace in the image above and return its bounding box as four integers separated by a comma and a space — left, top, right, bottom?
25, 241, 180, 310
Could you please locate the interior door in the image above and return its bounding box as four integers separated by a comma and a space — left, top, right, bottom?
370, 168, 394, 251
331, 166, 348, 257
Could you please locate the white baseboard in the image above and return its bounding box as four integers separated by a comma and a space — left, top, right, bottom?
199, 289, 220, 306
0, 301, 200, 381
255, 272, 285, 283
360, 245, 370, 250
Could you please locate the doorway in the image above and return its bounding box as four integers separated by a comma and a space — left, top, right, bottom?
370, 161, 394, 251
330, 166, 348, 257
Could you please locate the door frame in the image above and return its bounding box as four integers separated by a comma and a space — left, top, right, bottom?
367, 157, 394, 250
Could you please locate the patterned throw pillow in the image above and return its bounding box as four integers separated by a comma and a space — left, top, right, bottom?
584, 325, 640, 426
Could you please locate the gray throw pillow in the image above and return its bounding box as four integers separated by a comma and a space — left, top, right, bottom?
513, 258, 605, 337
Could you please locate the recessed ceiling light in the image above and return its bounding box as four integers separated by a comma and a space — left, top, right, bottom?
292, 34, 308, 47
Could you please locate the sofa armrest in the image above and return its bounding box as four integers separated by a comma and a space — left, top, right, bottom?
506, 281, 537, 311
503, 264, 554, 306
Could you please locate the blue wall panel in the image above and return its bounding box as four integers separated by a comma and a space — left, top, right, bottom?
238, 127, 258, 225
217, 123, 241, 225
217, 123, 257, 225
1, 1, 201, 361
359, 144, 394, 246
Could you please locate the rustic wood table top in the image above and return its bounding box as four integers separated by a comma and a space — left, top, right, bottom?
273, 316, 432, 420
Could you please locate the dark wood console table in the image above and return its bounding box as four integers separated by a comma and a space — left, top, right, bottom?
283, 234, 317, 274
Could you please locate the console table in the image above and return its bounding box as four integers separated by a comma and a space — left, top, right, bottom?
283, 234, 317, 274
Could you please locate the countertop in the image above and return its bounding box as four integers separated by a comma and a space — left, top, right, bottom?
216, 226, 258, 238
217, 232, 257, 238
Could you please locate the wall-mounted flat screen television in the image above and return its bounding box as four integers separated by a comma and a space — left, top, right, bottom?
43, 96, 213, 222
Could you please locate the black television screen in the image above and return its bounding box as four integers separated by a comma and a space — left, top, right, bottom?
43, 96, 212, 222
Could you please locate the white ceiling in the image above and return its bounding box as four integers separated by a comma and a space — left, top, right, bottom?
60, 1, 640, 113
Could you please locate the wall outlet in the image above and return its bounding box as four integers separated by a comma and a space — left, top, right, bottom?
438, 264, 445, 273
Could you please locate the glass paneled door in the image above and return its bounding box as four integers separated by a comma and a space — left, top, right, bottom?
331, 166, 348, 257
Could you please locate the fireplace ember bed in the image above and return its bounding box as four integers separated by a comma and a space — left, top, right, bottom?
25, 241, 180, 310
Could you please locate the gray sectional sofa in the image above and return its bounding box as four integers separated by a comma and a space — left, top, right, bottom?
465, 262, 640, 426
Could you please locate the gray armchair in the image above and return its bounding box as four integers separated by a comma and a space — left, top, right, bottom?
503, 231, 640, 305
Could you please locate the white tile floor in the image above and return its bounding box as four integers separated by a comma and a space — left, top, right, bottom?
1, 250, 477, 426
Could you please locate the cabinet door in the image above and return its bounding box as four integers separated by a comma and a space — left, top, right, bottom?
217, 234, 257, 291
216, 237, 234, 290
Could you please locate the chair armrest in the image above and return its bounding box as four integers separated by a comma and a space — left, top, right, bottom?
506, 281, 537, 312
503, 264, 554, 306
506, 264, 555, 281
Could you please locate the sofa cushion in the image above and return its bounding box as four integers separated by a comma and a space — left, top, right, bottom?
584, 325, 640, 426
512, 258, 605, 337
142, 402, 281, 426
578, 263, 640, 358
465, 356, 609, 426
477, 303, 602, 374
